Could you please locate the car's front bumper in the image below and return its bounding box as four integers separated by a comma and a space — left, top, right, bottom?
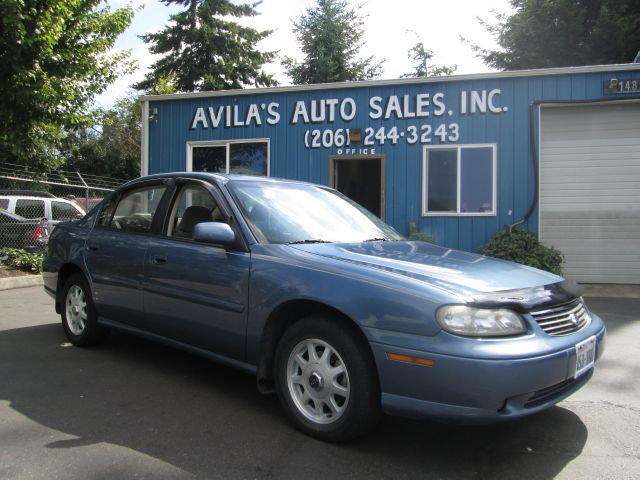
368, 323, 606, 423
42, 270, 58, 301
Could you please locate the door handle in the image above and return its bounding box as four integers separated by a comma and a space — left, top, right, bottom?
87, 243, 99, 251
152, 255, 167, 265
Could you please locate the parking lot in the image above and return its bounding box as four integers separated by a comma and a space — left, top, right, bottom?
0, 286, 638, 480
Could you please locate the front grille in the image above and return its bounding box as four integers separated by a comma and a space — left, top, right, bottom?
523, 373, 594, 409
530, 299, 591, 336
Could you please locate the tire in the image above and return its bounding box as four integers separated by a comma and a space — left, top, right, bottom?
61, 273, 109, 347
274, 315, 381, 442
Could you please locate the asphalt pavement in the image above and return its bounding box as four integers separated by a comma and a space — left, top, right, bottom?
0, 287, 638, 480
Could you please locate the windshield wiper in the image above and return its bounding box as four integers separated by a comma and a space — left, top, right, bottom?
288, 239, 332, 245
363, 237, 390, 242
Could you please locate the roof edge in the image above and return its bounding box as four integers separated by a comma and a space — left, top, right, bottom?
139, 63, 640, 102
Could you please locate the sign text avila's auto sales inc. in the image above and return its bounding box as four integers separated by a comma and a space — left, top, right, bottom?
190, 89, 508, 154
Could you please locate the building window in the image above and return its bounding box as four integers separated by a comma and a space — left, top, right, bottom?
423, 144, 496, 216
193, 145, 226, 173
188, 140, 269, 176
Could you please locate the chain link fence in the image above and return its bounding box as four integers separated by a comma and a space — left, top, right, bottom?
0, 162, 126, 253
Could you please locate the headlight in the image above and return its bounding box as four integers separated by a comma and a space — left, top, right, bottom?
436, 305, 526, 337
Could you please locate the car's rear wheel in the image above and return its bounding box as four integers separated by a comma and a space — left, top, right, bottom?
61, 273, 109, 347
275, 315, 380, 441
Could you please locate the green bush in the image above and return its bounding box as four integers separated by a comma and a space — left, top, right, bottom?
408, 231, 435, 243
480, 229, 563, 275
0, 248, 44, 274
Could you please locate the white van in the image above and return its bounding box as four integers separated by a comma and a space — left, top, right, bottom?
0, 193, 85, 224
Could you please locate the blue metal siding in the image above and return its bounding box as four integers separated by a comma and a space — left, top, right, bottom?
147, 68, 639, 252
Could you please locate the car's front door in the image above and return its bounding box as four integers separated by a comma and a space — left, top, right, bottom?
85, 182, 169, 327
143, 181, 250, 361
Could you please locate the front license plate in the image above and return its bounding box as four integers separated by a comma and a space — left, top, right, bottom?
575, 335, 596, 378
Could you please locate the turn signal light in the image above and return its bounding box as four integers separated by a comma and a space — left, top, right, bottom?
386, 352, 435, 367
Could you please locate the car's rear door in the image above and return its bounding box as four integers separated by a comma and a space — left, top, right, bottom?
0, 211, 29, 248
142, 180, 250, 361
85, 181, 171, 327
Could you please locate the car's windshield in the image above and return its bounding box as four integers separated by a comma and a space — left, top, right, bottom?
227, 180, 404, 244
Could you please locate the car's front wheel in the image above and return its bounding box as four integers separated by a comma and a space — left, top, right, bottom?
275, 315, 380, 441
61, 273, 109, 347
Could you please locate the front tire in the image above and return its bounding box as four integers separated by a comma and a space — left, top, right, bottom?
275, 315, 380, 441
61, 273, 109, 347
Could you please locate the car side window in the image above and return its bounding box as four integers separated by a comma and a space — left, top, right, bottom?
52, 201, 81, 221
0, 199, 8, 210
168, 185, 223, 239
108, 185, 167, 234
15, 199, 45, 218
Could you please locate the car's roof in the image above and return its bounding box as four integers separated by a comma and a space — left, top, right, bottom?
0, 195, 49, 200
0, 194, 78, 203
0, 190, 55, 198
126, 172, 320, 188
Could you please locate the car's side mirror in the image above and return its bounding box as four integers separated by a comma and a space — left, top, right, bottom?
192, 222, 235, 246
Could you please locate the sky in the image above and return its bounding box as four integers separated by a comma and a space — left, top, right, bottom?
97, 0, 513, 107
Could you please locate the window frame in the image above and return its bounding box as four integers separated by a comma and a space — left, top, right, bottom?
165, 182, 220, 238
186, 138, 270, 177
422, 143, 497, 217
95, 180, 172, 236
161, 179, 249, 252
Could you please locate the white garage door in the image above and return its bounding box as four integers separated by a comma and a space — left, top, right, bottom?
539, 102, 640, 284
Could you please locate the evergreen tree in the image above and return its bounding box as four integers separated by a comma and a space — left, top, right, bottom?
134, 0, 276, 92
401, 41, 457, 78
283, 0, 384, 84
472, 0, 640, 70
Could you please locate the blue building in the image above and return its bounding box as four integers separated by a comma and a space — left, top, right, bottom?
141, 63, 640, 285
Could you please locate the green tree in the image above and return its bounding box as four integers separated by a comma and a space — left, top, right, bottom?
473, 0, 640, 70
402, 41, 457, 78
134, 0, 276, 92
63, 95, 141, 181
147, 75, 178, 96
0, 0, 135, 174
283, 0, 384, 84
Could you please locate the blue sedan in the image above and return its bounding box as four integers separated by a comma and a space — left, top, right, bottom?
43, 173, 605, 441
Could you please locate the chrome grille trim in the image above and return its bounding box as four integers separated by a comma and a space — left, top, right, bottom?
530, 300, 591, 336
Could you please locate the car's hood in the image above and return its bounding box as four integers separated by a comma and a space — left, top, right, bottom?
290, 241, 565, 301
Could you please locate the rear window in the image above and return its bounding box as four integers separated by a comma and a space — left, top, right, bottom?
15, 199, 45, 218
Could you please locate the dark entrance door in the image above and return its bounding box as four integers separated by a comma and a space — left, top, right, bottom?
331, 157, 384, 218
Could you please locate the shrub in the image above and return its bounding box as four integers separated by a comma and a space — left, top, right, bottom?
480, 229, 563, 275
408, 231, 435, 243
0, 248, 44, 274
